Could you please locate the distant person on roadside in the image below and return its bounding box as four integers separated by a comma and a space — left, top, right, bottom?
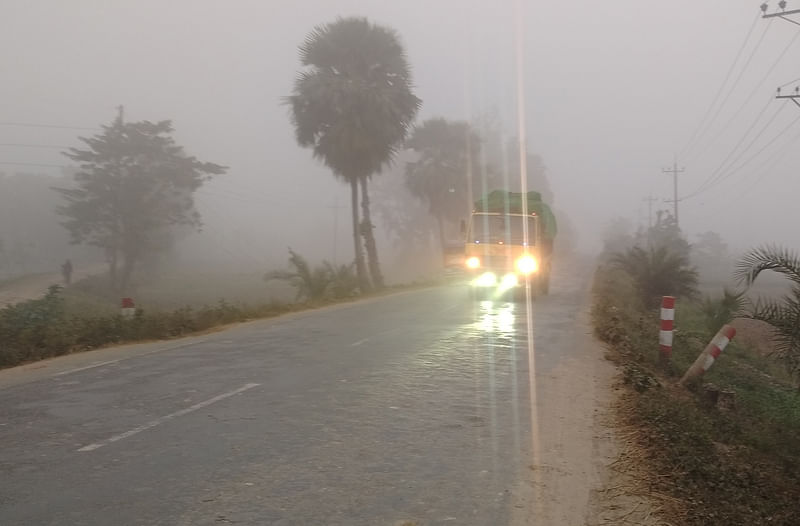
61, 259, 73, 286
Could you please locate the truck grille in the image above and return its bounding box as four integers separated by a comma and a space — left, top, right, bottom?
479, 255, 513, 271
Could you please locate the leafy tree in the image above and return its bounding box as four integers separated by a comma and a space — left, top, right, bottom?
286, 16, 421, 291
640, 210, 690, 258
405, 118, 486, 252
612, 245, 699, 308
56, 113, 226, 292
370, 150, 436, 252
736, 245, 800, 383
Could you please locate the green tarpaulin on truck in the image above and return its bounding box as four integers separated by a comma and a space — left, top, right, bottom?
473, 190, 558, 240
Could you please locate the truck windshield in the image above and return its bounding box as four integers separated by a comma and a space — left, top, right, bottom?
470, 215, 537, 245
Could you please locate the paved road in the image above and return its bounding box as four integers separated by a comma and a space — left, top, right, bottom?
0, 260, 610, 525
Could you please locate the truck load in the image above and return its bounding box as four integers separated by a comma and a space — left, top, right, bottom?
464, 190, 557, 297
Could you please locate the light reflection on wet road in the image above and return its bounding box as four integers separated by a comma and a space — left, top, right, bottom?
0, 260, 600, 526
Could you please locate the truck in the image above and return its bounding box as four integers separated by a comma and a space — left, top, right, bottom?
463, 190, 557, 298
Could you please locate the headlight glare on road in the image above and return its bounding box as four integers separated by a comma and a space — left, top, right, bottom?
500, 273, 519, 290
473, 272, 497, 287
466, 256, 481, 269
515, 255, 538, 274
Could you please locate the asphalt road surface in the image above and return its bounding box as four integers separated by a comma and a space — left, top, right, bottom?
0, 259, 614, 525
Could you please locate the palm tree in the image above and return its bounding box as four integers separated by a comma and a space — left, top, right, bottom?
286, 17, 420, 291
405, 118, 483, 253
612, 244, 698, 308
736, 245, 800, 382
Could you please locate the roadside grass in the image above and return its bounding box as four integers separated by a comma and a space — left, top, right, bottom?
0, 268, 448, 370
592, 264, 800, 526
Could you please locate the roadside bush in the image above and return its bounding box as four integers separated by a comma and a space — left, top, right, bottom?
593, 264, 800, 525
0, 286, 73, 366
266, 248, 359, 301
611, 244, 698, 308
0, 288, 291, 369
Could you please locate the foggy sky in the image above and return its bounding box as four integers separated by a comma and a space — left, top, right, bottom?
2, 0, 798, 265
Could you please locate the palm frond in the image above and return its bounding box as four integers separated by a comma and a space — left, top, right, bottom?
735, 244, 800, 288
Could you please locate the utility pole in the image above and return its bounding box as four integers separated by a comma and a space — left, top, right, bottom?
643, 195, 657, 229
776, 86, 800, 109
116, 104, 124, 123
763, 3, 800, 108
761, 1, 800, 25
663, 156, 685, 227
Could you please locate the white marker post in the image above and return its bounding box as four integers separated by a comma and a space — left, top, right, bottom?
121, 297, 135, 318
680, 325, 736, 386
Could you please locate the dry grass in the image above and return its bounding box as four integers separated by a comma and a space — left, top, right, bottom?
592, 264, 800, 525
590, 388, 685, 526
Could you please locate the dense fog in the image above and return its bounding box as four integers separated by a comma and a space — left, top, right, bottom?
1, 0, 798, 285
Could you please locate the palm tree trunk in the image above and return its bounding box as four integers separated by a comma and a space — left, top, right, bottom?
350, 178, 371, 293
360, 177, 384, 289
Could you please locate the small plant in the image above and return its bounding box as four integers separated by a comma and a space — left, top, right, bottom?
324, 261, 359, 299
701, 288, 745, 336
623, 363, 660, 392
265, 248, 360, 302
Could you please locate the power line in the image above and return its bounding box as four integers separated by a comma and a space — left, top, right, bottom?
715, 101, 786, 175
679, 11, 761, 159
683, 18, 773, 161
711, 109, 800, 192
739, 124, 800, 193
0, 121, 98, 131
778, 75, 800, 87
690, 100, 784, 196
689, 123, 800, 222
682, 96, 772, 194
682, 111, 800, 200
690, 26, 800, 165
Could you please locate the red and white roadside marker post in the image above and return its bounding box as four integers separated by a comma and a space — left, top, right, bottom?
680, 324, 737, 386
121, 297, 136, 318
659, 296, 676, 364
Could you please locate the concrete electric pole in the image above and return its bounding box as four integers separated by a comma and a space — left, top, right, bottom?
662, 157, 685, 227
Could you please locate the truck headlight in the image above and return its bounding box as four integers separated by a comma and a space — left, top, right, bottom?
466, 256, 481, 269
515, 255, 538, 274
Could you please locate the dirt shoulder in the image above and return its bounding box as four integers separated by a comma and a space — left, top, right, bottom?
511, 284, 661, 525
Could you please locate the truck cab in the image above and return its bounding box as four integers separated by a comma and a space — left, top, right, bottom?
463, 191, 555, 299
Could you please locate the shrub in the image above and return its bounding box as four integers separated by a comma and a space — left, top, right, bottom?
612, 244, 698, 308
